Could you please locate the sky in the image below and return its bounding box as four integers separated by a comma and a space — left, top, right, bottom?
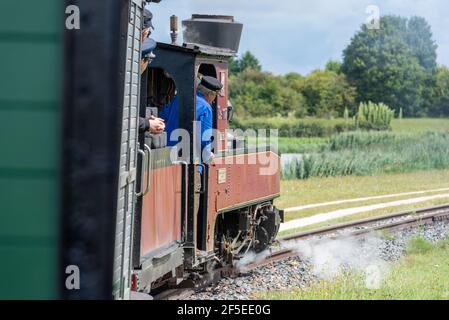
147, 0, 449, 75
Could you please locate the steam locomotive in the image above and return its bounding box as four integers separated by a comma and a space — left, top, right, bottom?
130, 13, 283, 297
0, 0, 282, 300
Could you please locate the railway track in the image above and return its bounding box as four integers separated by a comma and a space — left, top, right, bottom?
244, 204, 449, 270
152, 204, 449, 300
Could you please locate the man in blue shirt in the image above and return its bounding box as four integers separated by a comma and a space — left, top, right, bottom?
159, 76, 222, 236
159, 76, 223, 171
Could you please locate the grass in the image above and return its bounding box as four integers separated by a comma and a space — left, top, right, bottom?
407, 236, 434, 255
248, 136, 327, 154
327, 131, 398, 151
236, 118, 449, 154
235, 116, 347, 128
234, 117, 449, 137
236, 117, 449, 133
281, 192, 449, 223
232, 117, 354, 138
276, 170, 449, 237
379, 230, 397, 241
391, 118, 449, 133
259, 236, 449, 300
277, 137, 327, 154
276, 170, 449, 209
282, 131, 449, 180
260, 118, 449, 299
269, 117, 449, 154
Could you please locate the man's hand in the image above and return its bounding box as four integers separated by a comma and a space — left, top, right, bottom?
141, 28, 150, 42
140, 59, 149, 75
208, 152, 216, 166
149, 116, 165, 134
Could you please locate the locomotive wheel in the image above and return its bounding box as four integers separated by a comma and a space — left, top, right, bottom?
254, 226, 270, 253
259, 208, 281, 244
215, 205, 283, 263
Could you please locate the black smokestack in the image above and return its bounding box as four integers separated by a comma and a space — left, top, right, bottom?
182, 14, 243, 53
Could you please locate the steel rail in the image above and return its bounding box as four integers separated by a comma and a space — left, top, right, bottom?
245, 204, 449, 270
280, 203, 449, 242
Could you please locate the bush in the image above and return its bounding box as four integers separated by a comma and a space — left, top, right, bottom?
229, 66, 356, 119
300, 69, 357, 117
292, 123, 326, 137
230, 117, 351, 138
334, 123, 357, 133
229, 69, 308, 118
356, 102, 395, 131
231, 115, 397, 139
328, 131, 398, 151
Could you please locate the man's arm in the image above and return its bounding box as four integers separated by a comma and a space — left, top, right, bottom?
139, 117, 165, 134
200, 106, 214, 164
139, 117, 150, 133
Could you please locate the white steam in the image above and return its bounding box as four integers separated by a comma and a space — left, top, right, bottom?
234, 234, 391, 290
234, 249, 272, 272
283, 235, 390, 289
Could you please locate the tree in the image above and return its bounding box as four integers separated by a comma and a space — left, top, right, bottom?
229, 69, 307, 118
238, 51, 262, 72
342, 15, 428, 116
406, 16, 438, 73
228, 51, 262, 75
228, 57, 240, 75
325, 60, 343, 74
284, 72, 303, 82
429, 66, 449, 116
299, 69, 357, 118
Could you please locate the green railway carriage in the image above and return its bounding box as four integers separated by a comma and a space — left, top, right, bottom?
0, 0, 64, 299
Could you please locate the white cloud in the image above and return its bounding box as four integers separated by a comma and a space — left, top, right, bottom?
148, 0, 449, 74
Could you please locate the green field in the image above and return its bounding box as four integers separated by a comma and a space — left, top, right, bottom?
391, 118, 449, 133
276, 137, 328, 153
275, 118, 449, 232
233, 117, 353, 139
235, 116, 348, 128
276, 170, 449, 210
282, 131, 449, 180
263, 119, 449, 300
276, 170, 449, 236
276, 118, 449, 154
259, 236, 449, 300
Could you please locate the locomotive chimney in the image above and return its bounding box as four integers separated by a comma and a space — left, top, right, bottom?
170, 15, 179, 45
182, 15, 243, 53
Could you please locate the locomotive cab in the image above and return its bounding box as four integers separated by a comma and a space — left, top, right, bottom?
131, 15, 283, 295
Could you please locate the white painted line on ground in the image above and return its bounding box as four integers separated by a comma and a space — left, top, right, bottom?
280, 193, 449, 232
284, 187, 449, 213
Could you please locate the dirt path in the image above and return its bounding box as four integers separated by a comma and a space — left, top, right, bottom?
280, 193, 449, 232
284, 187, 449, 213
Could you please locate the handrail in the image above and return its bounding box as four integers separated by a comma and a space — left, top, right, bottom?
142, 144, 152, 196
136, 149, 146, 197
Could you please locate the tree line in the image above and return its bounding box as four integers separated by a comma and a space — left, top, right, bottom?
229, 15, 449, 119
